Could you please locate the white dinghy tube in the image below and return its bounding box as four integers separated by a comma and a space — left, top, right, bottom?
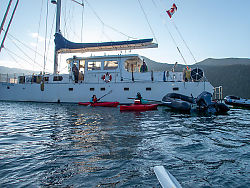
153, 166, 182, 188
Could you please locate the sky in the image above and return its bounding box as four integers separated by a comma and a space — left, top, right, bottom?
0, 0, 249, 73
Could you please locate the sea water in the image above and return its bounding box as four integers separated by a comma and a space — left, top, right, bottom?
0, 101, 249, 187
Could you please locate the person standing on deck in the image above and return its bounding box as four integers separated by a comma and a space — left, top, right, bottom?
72, 64, 79, 83
140, 59, 148, 72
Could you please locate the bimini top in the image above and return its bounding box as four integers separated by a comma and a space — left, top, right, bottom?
55, 33, 158, 53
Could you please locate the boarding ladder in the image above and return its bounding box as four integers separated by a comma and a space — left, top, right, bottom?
214, 86, 223, 101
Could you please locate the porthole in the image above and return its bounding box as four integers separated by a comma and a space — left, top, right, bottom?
100, 88, 105, 91
173, 87, 179, 91
69, 88, 73, 91
124, 88, 129, 91
146, 87, 151, 91
90, 88, 95, 91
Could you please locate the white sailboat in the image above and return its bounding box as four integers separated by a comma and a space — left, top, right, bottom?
0, 0, 213, 104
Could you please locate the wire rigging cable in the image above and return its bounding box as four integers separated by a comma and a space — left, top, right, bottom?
80, 0, 84, 42
137, 0, 158, 43
5, 48, 26, 69
34, 0, 44, 69
5, 47, 44, 69
43, 0, 49, 74
84, 0, 137, 40
172, 20, 197, 63
6, 32, 53, 64
45, 8, 56, 68
151, 0, 188, 66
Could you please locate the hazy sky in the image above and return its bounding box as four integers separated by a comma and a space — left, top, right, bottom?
0, 0, 249, 73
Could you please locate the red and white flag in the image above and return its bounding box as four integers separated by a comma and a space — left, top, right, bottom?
166, 3, 177, 18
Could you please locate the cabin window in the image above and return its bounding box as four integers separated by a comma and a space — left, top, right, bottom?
90, 88, 95, 91
104, 61, 118, 70
33, 76, 42, 83
173, 87, 179, 91
124, 58, 141, 72
69, 88, 73, 91
146, 87, 151, 91
32, 76, 42, 83
26, 77, 32, 83
88, 61, 101, 71
100, 88, 105, 91
19, 76, 25, 84
44, 77, 49, 81
124, 88, 129, 91
79, 60, 85, 73
53, 76, 63, 81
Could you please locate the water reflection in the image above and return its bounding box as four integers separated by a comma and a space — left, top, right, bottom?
0, 102, 249, 187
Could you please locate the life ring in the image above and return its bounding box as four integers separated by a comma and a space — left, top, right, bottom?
101, 73, 112, 83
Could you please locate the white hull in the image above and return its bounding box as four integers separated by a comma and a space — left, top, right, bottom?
0, 81, 213, 104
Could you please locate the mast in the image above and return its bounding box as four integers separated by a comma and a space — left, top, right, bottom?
52, 0, 61, 74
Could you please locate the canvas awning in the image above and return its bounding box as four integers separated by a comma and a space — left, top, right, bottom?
55, 33, 158, 53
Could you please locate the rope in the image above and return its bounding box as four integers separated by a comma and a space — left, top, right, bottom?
137, 0, 158, 43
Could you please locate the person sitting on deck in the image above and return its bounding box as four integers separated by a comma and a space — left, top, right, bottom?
90, 95, 98, 103
140, 59, 148, 72
134, 92, 148, 104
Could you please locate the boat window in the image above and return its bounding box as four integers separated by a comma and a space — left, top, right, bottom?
79, 60, 85, 73
88, 61, 101, 71
90, 88, 95, 91
124, 61, 140, 72
53, 76, 63, 81
173, 87, 179, 91
146, 87, 151, 91
104, 61, 118, 70
44, 77, 49, 81
69, 88, 73, 91
100, 88, 105, 91
19, 76, 25, 84
124, 88, 129, 91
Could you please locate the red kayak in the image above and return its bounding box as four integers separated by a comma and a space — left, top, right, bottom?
120, 104, 158, 111
78, 102, 119, 107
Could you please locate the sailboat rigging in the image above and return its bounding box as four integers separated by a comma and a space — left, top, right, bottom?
0, 0, 214, 103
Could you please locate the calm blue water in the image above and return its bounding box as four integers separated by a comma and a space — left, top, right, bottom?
0, 101, 249, 187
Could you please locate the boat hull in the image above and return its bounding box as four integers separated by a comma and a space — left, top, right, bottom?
120, 104, 158, 111
224, 96, 250, 109
0, 81, 214, 104
78, 102, 119, 107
